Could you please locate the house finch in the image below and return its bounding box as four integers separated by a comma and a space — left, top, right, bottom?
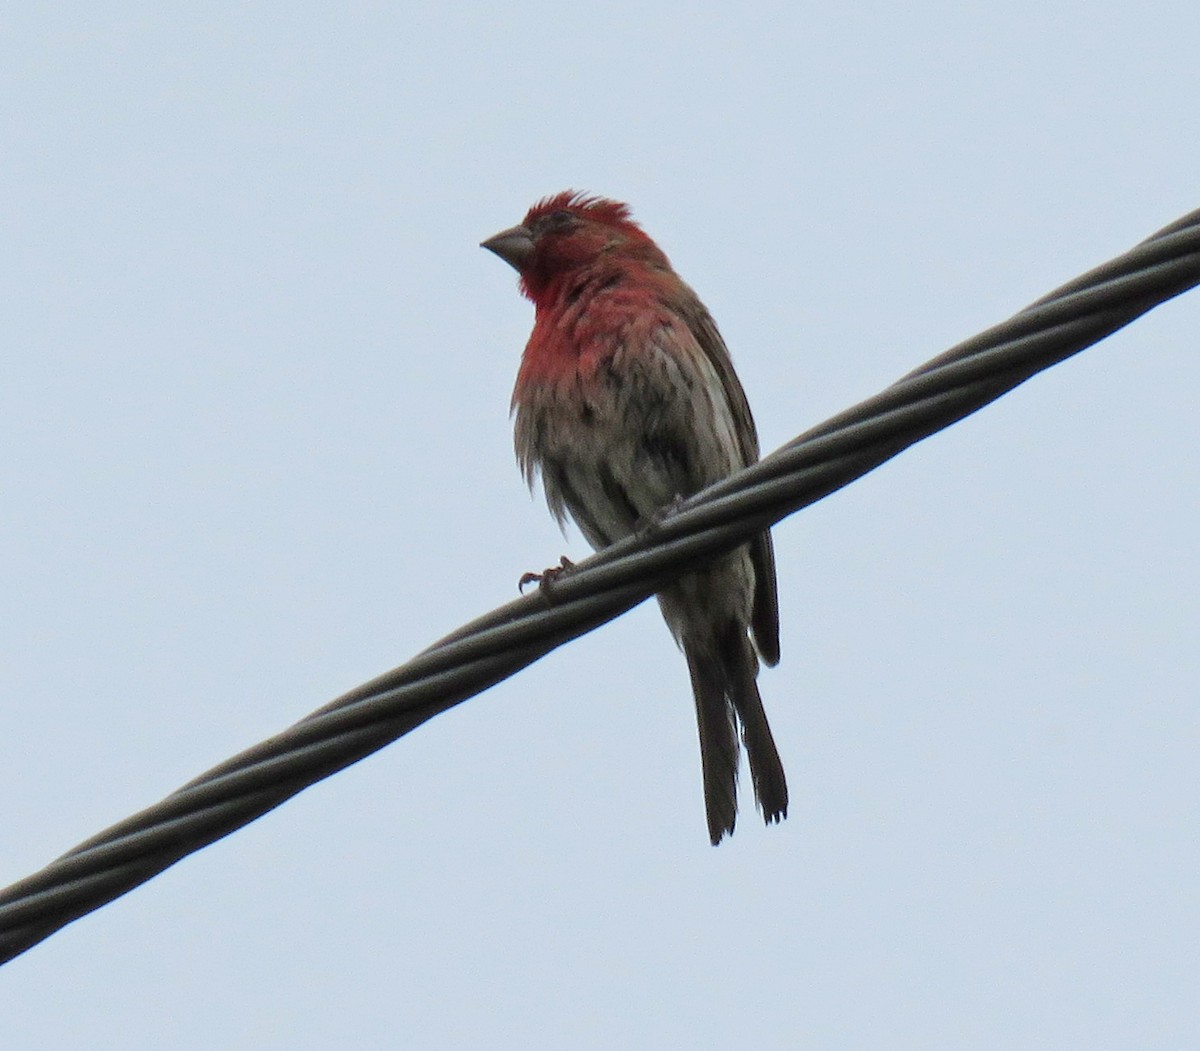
482, 191, 787, 844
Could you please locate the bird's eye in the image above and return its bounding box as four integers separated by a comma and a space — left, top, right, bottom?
542, 210, 578, 232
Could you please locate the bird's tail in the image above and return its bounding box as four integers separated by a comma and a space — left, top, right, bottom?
684, 622, 788, 845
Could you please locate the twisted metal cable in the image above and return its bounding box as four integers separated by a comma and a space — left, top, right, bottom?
3, 208, 1198, 965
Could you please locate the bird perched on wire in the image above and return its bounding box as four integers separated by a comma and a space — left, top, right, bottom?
482, 191, 787, 844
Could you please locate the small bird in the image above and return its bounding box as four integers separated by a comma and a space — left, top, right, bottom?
482, 191, 787, 844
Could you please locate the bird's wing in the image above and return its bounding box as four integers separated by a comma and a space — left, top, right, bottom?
680, 294, 781, 665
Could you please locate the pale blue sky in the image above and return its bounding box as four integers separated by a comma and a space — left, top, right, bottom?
2, 4, 1198, 1048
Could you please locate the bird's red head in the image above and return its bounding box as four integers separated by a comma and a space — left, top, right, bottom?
482, 191, 668, 303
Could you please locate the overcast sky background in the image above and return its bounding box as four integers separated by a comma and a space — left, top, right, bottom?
2, 4, 1198, 1048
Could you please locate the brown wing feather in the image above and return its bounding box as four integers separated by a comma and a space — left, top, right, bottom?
679, 291, 781, 665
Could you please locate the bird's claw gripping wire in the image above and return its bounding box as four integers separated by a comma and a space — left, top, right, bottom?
636, 494, 687, 537
518, 556, 577, 595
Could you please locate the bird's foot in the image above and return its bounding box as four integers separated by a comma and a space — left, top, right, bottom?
635, 494, 687, 537
518, 555, 577, 594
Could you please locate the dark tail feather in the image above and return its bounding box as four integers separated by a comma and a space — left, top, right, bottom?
684, 646, 739, 845
718, 623, 789, 827
685, 624, 788, 844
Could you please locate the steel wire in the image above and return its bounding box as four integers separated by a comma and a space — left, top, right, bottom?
2, 208, 1197, 965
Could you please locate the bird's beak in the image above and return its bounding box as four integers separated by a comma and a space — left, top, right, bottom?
481, 224, 534, 271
